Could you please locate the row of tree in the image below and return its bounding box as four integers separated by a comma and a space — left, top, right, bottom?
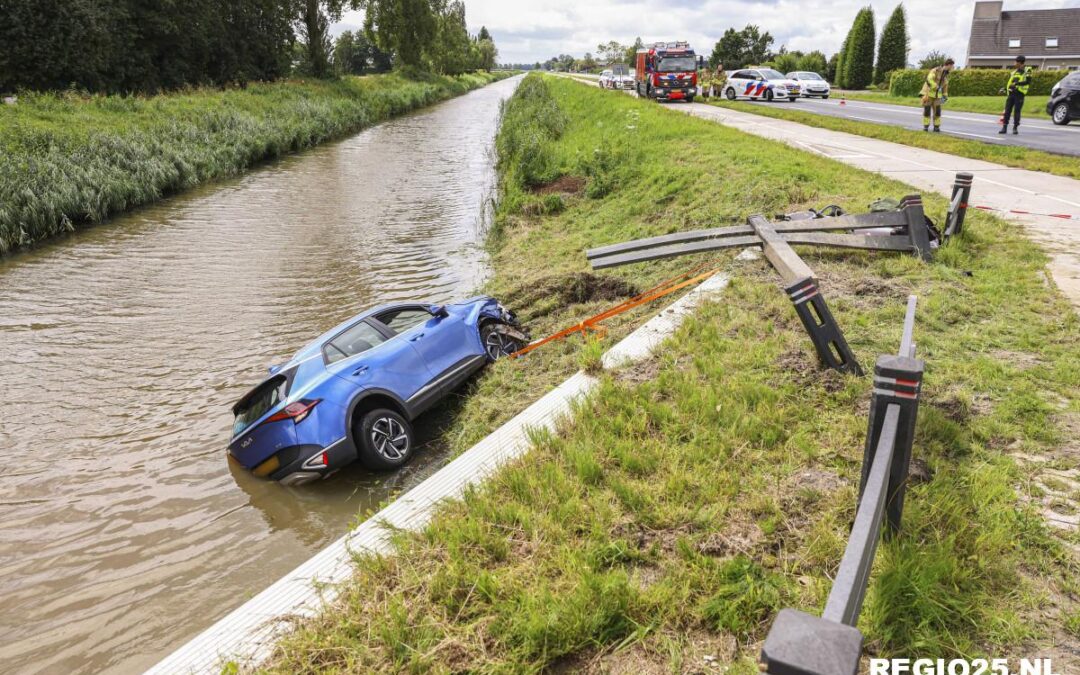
0, 0, 498, 93
834, 5, 908, 90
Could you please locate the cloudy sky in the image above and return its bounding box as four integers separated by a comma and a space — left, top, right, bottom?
334, 0, 1080, 66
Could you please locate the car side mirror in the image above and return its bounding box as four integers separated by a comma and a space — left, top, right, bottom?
430, 305, 449, 318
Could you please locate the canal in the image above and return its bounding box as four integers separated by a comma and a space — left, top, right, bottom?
0, 75, 520, 674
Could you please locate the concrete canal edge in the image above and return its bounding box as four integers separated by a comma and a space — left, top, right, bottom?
147, 272, 731, 674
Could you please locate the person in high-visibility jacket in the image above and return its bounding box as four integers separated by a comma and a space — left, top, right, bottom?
919, 58, 954, 132
699, 67, 712, 99
711, 63, 726, 98
999, 55, 1033, 135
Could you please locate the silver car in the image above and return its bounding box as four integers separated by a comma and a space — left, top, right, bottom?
787, 71, 831, 98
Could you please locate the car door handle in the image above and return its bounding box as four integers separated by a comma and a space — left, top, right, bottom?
409, 333, 425, 341
352, 365, 369, 376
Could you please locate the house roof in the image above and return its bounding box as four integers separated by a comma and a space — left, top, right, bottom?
969, 4, 1080, 58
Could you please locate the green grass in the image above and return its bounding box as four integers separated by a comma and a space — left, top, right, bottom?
261, 74, 1079, 673
0, 71, 512, 253
838, 91, 1051, 120
710, 99, 1080, 181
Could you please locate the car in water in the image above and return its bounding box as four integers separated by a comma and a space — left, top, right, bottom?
1048, 71, 1080, 125
724, 68, 800, 102
786, 70, 830, 98
228, 298, 529, 486
598, 69, 616, 88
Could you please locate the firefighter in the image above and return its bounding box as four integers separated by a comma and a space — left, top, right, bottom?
999, 55, 1033, 135
712, 63, 727, 98
919, 58, 954, 132
699, 65, 712, 99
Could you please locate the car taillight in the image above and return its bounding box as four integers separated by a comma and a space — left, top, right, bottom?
266, 399, 320, 425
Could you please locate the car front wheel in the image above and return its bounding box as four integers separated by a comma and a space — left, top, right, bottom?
356, 409, 413, 470
481, 323, 524, 361
765, 90, 774, 102
725, 87, 736, 101
1052, 102, 1071, 125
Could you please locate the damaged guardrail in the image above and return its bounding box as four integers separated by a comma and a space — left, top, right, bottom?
587, 172, 971, 376
759, 296, 925, 675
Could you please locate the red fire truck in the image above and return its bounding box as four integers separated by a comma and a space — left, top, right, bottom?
635, 41, 699, 102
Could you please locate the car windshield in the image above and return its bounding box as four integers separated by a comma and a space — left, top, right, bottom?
657, 56, 696, 72
799, 72, 823, 80
760, 69, 785, 80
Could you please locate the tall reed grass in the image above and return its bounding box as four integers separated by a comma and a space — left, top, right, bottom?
0, 71, 511, 253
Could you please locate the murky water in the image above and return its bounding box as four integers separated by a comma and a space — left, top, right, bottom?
0, 75, 520, 674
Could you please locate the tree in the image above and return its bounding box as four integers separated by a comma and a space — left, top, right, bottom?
597, 40, 627, 65
874, 4, 908, 85
0, 0, 296, 93
708, 25, 774, 70
625, 37, 645, 65
826, 52, 839, 83
426, 0, 472, 74
477, 25, 491, 42
295, 0, 362, 78
361, 0, 436, 68
796, 50, 828, 75
835, 32, 850, 86
918, 50, 950, 69
768, 48, 802, 74
843, 7, 876, 89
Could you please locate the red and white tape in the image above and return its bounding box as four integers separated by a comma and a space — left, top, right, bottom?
963, 203, 1079, 221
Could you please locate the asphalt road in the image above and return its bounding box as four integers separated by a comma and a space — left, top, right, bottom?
743, 95, 1080, 157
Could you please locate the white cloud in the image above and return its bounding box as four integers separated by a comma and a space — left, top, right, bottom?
336, 0, 1080, 66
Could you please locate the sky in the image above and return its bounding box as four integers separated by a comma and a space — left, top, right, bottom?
334, 0, 1080, 67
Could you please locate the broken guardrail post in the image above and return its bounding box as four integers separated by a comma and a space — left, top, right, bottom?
748, 215, 864, 376
860, 296, 923, 536
898, 195, 933, 261
785, 277, 863, 376
943, 172, 974, 240
759, 296, 924, 675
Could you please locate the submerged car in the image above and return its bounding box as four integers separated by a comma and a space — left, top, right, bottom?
228, 298, 529, 486
724, 68, 800, 101
1048, 71, 1080, 125
786, 70, 830, 98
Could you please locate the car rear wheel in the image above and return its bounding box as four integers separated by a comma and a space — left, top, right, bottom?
356, 409, 413, 470
481, 323, 523, 361
725, 87, 736, 101
1052, 102, 1071, 125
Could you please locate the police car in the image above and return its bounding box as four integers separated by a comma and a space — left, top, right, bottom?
723, 68, 800, 102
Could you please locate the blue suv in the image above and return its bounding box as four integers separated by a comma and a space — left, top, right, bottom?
228, 297, 528, 486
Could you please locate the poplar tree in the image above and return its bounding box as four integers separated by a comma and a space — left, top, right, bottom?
844, 7, 876, 90
874, 4, 909, 85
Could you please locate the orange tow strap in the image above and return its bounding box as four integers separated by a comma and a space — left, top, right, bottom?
511, 260, 724, 358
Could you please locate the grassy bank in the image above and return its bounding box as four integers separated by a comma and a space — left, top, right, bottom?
0, 71, 512, 253
265, 75, 1079, 672
710, 99, 1080, 180
839, 90, 1051, 120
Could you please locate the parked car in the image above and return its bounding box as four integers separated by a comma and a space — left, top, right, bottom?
228, 297, 529, 486
598, 69, 615, 88
786, 71, 830, 98
1048, 71, 1080, 125
724, 68, 800, 101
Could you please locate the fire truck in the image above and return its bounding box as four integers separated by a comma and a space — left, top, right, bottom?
635, 41, 699, 102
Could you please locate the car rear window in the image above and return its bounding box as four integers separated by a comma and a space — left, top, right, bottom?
232, 375, 286, 435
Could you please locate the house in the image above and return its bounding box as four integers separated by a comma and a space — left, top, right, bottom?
967, 1, 1080, 71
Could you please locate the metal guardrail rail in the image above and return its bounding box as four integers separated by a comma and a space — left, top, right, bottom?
759, 295, 925, 675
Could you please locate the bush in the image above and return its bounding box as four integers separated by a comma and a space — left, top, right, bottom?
889, 68, 1061, 97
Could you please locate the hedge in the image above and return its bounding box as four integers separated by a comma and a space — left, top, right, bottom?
889, 68, 1062, 96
